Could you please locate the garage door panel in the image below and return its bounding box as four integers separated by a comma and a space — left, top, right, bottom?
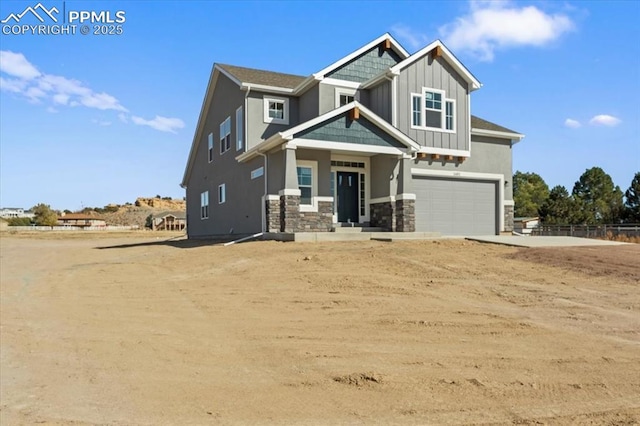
414, 177, 497, 235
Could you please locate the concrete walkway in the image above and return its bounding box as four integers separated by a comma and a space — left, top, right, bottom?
466, 236, 629, 248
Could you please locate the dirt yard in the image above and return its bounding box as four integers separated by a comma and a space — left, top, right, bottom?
1, 233, 639, 425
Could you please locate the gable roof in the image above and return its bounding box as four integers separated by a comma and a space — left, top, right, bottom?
389, 40, 481, 91
217, 64, 306, 89
152, 210, 186, 219
471, 115, 524, 141
236, 101, 420, 162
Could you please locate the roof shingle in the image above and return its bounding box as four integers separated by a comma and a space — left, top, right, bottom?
217, 64, 306, 89
471, 115, 519, 134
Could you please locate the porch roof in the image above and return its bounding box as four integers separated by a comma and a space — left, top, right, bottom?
236, 101, 420, 162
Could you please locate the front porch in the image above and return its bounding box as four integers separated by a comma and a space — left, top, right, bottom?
264, 149, 416, 233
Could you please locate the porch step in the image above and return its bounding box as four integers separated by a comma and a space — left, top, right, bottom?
332, 226, 386, 233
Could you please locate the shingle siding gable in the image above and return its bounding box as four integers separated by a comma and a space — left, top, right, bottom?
326, 46, 402, 83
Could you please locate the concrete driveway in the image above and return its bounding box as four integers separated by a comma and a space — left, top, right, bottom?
466, 236, 629, 248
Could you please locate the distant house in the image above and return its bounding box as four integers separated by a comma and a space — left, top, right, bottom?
182, 33, 524, 238
57, 214, 106, 228
151, 211, 186, 231
0, 207, 34, 219
514, 217, 540, 235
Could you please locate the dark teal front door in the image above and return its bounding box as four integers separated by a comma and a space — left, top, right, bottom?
337, 172, 359, 223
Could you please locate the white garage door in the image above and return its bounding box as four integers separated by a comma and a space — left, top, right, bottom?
414, 177, 498, 235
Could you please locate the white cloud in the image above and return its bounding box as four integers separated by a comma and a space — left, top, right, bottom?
0, 50, 183, 133
0, 76, 27, 93
390, 24, 430, 51
589, 114, 621, 127
92, 119, 112, 127
131, 115, 185, 133
439, 1, 575, 61
564, 118, 581, 128
0, 51, 41, 79
46, 106, 58, 113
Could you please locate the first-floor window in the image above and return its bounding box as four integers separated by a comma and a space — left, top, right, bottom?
200, 191, 209, 219
208, 133, 214, 162
218, 183, 226, 204
297, 166, 313, 205
219, 117, 231, 154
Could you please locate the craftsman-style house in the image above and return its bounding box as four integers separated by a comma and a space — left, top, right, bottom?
182, 34, 523, 238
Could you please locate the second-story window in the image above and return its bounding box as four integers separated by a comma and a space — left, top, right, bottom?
411, 87, 455, 133
219, 117, 231, 154
236, 107, 243, 151
263, 96, 289, 125
207, 132, 214, 162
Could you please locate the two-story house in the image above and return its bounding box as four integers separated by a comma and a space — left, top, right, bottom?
181, 34, 523, 238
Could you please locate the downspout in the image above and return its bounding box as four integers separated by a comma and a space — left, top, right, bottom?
258, 151, 268, 233
244, 86, 268, 233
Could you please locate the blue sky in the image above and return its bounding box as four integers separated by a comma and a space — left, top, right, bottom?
1, 0, 638, 210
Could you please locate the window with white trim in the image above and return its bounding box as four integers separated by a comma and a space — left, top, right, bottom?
207, 132, 214, 162
236, 107, 243, 151
296, 160, 317, 207
335, 87, 357, 108
200, 191, 209, 219
263, 97, 289, 125
411, 88, 456, 132
218, 183, 226, 204
219, 117, 231, 154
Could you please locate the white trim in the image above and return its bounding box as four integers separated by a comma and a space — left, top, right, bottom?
396, 193, 416, 201
291, 139, 405, 156
265, 194, 280, 201
200, 190, 209, 220
370, 196, 394, 204
391, 76, 398, 127
410, 87, 456, 134
296, 160, 318, 212
263, 96, 289, 125
316, 196, 334, 203
334, 86, 357, 108
417, 146, 470, 157
504, 200, 515, 206
279, 189, 302, 196
219, 116, 231, 154
313, 33, 410, 79
325, 78, 361, 89
242, 83, 294, 95
330, 155, 371, 223
215, 65, 242, 87
390, 40, 482, 91
411, 168, 505, 232
471, 128, 525, 141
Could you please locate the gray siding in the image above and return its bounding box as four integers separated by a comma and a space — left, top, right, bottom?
397, 56, 470, 151
295, 113, 404, 148
326, 46, 402, 83
246, 91, 299, 148
370, 155, 399, 199
318, 83, 337, 115
409, 136, 513, 200
186, 72, 265, 237
367, 81, 392, 123
299, 84, 319, 123
296, 149, 332, 196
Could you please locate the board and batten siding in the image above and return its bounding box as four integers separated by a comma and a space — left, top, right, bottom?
397, 56, 470, 151
367, 81, 392, 123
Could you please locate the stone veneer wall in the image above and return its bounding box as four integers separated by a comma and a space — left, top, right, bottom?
504, 204, 514, 232
280, 195, 300, 233
370, 201, 395, 231
299, 201, 333, 232
265, 197, 280, 232
395, 199, 415, 232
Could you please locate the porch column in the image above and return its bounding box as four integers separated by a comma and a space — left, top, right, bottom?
279, 146, 301, 233
395, 157, 416, 232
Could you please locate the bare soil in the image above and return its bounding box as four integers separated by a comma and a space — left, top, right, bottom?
1, 234, 639, 425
